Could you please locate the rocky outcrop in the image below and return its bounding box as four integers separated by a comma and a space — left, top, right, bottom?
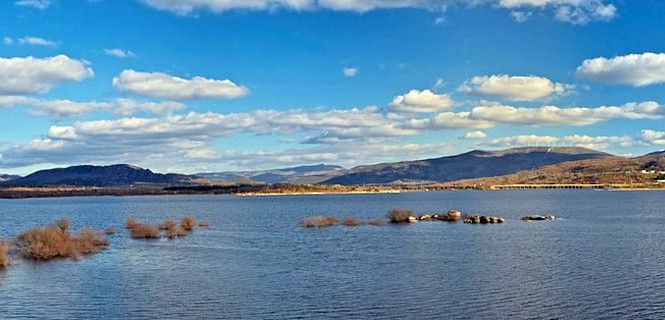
522, 215, 557, 221
463, 215, 505, 224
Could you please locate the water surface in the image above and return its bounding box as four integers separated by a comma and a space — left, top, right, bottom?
0, 190, 664, 319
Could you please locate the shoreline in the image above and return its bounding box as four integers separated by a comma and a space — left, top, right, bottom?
2, 184, 664, 199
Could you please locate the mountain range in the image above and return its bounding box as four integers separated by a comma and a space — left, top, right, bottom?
320, 147, 612, 185
197, 164, 344, 185
2, 164, 205, 187
2, 147, 664, 188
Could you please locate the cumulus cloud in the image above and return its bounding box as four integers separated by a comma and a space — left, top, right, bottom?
343, 67, 358, 77
462, 130, 487, 139
640, 130, 665, 146
112, 69, 248, 100
104, 48, 136, 58
489, 134, 634, 150
0, 55, 93, 95
576, 52, 665, 87
459, 75, 572, 101
389, 89, 454, 113
498, 0, 616, 24
405, 112, 494, 130
29, 98, 185, 118
469, 102, 664, 126
137, 0, 616, 24
14, 0, 51, 9
17, 36, 57, 47
0, 96, 31, 108
0, 106, 424, 169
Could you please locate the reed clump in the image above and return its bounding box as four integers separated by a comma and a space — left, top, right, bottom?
103, 227, 115, 235
343, 217, 362, 227
366, 219, 387, 226
197, 221, 210, 227
387, 209, 414, 223
15, 219, 109, 260
126, 221, 161, 239
180, 217, 195, 232
0, 241, 9, 268
301, 216, 339, 228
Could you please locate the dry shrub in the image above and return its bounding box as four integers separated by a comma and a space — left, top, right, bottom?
180, 217, 195, 231
162, 220, 184, 239
301, 216, 339, 228
160, 219, 177, 231
125, 218, 140, 230
366, 219, 386, 226
0, 242, 9, 268
128, 223, 161, 239
55, 218, 70, 232
343, 217, 362, 227
197, 221, 210, 227
387, 209, 413, 223
15, 220, 109, 260
73, 228, 110, 255
103, 227, 115, 235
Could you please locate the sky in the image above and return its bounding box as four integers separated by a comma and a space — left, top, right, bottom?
1, 0, 664, 175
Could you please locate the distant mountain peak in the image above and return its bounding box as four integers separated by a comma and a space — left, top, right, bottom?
323, 147, 614, 185
2, 164, 202, 187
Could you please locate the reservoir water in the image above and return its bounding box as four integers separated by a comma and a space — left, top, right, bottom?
1, 190, 664, 319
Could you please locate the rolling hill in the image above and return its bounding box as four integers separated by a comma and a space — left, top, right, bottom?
440, 150, 665, 187
321, 147, 614, 185
2, 164, 206, 187
0, 174, 21, 183
198, 164, 344, 184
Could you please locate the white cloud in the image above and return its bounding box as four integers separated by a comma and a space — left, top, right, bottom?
390, 89, 454, 113
510, 10, 531, 22
459, 75, 572, 101
3, 37, 14, 45
17, 36, 57, 47
0, 55, 93, 95
498, 0, 616, 24
405, 111, 495, 130
576, 52, 665, 87
640, 130, 665, 146
104, 48, 136, 58
0, 96, 31, 108
29, 98, 185, 118
137, 0, 616, 24
462, 130, 487, 139
112, 69, 248, 100
14, 0, 51, 9
469, 102, 664, 126
343, 67, 358, 77
489, 134, 633, 150
139, 0, 314, 15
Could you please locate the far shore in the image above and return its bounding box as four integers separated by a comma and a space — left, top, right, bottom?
1, 183, 664, 199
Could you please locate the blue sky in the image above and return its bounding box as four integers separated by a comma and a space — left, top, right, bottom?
1, 0, 664, 174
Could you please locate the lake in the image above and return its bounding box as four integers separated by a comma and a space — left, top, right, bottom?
1, 190, 664, 319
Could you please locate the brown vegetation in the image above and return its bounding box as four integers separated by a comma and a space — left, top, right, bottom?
125, 218, 140, 230
180, 217, 195, 231
366, 219, 386, 226
387, 209, 414, 223
0, 242, 9, 268
73, 229, 110, 254
342, 217, 362, 227
301, 216, 339, 228
103, 227, 115, 235
125, 218, 160, 239
14, 219, 109, 260
197, 221, 210, 227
